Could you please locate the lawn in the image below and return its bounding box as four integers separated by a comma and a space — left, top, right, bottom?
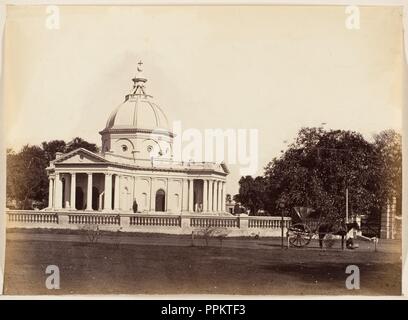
4, 230, 402, 296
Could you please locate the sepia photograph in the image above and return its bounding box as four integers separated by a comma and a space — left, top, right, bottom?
0, 3, 405, 298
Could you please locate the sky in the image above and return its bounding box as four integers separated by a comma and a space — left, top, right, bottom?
4, 5, 404, 195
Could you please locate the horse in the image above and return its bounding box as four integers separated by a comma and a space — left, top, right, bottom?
317, 219, 360, 250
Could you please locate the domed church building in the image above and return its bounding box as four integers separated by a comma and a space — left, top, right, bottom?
46, 63, 229, 214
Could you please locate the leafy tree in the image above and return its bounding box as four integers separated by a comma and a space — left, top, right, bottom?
372, 129, 402, 216
234, 176, 266, 215
264, 128, 379, 220
42, 140, 66, 163
7, 137, 99, 209
41, 137, 98, 164
66, 137, 98, 154
7, 145, 48, 209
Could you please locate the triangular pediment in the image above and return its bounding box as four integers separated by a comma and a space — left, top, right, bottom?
54, 148, 108, 164
220, 161, 230, 174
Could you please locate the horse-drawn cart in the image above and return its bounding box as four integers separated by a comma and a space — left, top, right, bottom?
286, 207, 358, 249
287, 207, 320, 247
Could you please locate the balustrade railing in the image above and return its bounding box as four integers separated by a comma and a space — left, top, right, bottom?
248, 217, 291, 229
68, 214, 120, 225
190, 217, 239, 228
7, 211, 58, 224
6, 210, 291, 234
130, 215, 181, 227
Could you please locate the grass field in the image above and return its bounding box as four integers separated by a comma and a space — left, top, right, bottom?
4, 230, 402, 296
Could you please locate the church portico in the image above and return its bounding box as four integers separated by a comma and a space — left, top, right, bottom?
46, 63, 229, 216
48, 168, 227, 214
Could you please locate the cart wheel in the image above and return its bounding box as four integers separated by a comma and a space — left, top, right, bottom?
288, 223, 312, 247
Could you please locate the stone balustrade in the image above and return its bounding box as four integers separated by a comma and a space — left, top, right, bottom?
190, 216, 239, 228
5, 210, 291, 237
248, 216, 291, 229
8, 211, 59, 224
68, 213, 120, 225
130, 215, 181, 227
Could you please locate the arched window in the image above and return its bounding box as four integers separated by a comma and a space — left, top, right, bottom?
155, 189, 166, 212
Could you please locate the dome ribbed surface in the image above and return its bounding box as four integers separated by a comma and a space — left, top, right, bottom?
106, 95, 169, 131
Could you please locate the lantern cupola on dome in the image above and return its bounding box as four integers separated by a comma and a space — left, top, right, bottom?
100, 61, 173, 162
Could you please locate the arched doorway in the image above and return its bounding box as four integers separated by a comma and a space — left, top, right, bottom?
92, 187, 99, 210
155, 189, 165, 212
75, 187, 84, 210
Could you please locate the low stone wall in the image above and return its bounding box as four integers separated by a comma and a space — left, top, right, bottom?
5, 210, 291, 237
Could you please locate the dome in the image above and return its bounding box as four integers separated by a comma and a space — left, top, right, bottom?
104, 63, 170, 132
106, 95, 169, 131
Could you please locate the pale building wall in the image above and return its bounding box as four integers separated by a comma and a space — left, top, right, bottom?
101, 132, 173, 161
119, 176, 133, 212
134, 178, 151, 212
151, 178, 167, 211
182, 179, 188, 212
167, 179, 182, 213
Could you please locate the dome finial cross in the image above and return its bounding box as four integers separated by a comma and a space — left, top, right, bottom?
137, 60, 143, 72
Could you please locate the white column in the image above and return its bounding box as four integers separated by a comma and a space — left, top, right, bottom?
150, 177, 155, 211
221, 182, 226, 212
188, 179, 194, 212
165, 178, 169, 212
220, 181, 224, 212
48, 178, 54, 209
104, 173, 112, 212
130, 176, 135, 210
208, 180, 214, 212
214, 181, 217, 211
55, 173, 62, 209
213, 181, 217, 212
182, 179, 188, 212
64, 174, 71, 209
70, 173, 76, 210
217, 181, 221, 212
203, 179, 208, 212
86, 173, 93, 211
114, 175, 120, 211
133, 176, 137, 208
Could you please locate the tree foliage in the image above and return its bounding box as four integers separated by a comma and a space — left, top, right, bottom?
235, 127, 402, 221
65, 137, 98, 154
42, 140, 66, 163
7, 145, 48, 209
372, 130, 402, 215
234, 176, 266, 215
41, 137, 98, 163
7, 137, 99, 209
